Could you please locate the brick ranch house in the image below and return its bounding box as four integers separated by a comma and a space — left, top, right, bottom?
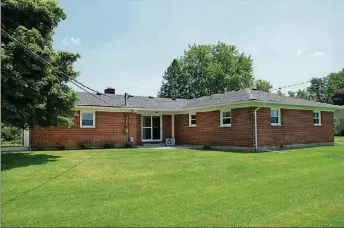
29, 88, 343, 151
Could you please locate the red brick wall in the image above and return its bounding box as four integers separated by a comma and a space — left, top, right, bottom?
257, 108, 334, 146
162, 115, 172, 140
175, 108, 255, 147
30, 111, 140, 149
30, 108, 335, 149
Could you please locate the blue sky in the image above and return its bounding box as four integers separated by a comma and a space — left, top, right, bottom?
54, 0, 344, 96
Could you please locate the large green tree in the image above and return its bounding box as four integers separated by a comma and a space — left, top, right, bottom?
288, 89, 313, 100
253, 79, 273, 92
157, 59, 187, 99
158, 42, 254, 99
332, 89, 344, 106
288, 69, 344, 104
1, 0, 80, 128
307, 77, 328, 103
326, 69, 344, 102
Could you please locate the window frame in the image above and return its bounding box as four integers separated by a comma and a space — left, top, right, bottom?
80, 110, 96, 128
313, 111, 322, 126
270, 108, 281, 126
189, 113, 196, 127
220, 110, 232, 127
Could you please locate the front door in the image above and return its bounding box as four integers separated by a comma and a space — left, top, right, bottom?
142, 116, 161, 141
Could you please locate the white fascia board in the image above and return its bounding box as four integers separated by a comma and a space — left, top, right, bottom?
255, 101, 341, 112
75, 100, 341, 114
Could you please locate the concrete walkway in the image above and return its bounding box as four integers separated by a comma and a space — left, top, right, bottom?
139, 143, 202, 150
1, 147, 29, 153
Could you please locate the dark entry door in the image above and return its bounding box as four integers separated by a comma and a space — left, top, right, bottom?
152, 116, 161, 140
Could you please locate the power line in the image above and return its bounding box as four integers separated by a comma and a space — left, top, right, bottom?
1, 27, 314, 106
1, 27, 114, 106
275, 81, 310, 91
72, 80, 100, 94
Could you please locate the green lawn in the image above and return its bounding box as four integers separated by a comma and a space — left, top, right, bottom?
2, 137, 344, 227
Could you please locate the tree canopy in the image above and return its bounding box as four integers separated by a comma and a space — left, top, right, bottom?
158, 42, 255, 99
288, 68, 344, 104
1, 0, 80, 129
288, 89, 313, 100
307, 77, 328, 103
332, 89, 344, 106
253, 79, 273, 92
326, 69, 344, 102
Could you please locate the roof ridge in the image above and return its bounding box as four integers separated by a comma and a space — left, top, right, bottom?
76, 89, 341, 110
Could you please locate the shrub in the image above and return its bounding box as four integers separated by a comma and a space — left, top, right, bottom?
334, 117, 341, 136
57, 145, 66, 150
201, 144, 211, 150
32, 144, 46, 151
1, 124, 21, 144
341, 130, 344, 136
104, 142, 114, 149
81, 143, 90, 149
125, 142, 134, 148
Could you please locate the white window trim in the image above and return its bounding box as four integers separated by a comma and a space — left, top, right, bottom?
189, 113, 196, 127
270, 108, 281, 126
80, 110, 96, 128
220, 110, 232, 127
313, 111, 322, 126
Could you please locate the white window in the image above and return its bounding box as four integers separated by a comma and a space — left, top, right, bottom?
220, 110, 231, 127
80, 111, 95, 128
313, 111, 321, 126
270, 108, 281, 126
189, 113, 196, 127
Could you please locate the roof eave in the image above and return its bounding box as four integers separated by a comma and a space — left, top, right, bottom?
253, 100, 341, 111
75, 100, 341, 113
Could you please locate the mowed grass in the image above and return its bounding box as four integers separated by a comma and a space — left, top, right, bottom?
2, 137, 344, 227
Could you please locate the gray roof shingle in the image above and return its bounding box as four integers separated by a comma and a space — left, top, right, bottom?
76, 89, 341, 110
76, 93, 188, 110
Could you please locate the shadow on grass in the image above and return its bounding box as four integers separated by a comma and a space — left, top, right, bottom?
1, 152, 60, 171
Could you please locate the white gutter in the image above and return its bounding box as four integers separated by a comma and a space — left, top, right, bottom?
76, 100, 341, 113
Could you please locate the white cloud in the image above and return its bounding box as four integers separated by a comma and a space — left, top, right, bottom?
138, 85, 145, 89
72, 1, 343, 96
70, 37, 80, 45
311, 52, 325, 58
62, 37, 81, 46
295, 49, 302, 56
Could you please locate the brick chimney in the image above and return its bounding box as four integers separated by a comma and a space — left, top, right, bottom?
104, 87, 115, 94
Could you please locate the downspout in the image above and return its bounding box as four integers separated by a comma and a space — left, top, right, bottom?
124, 93, 128, 141
127, 112, 130, 142
254, 107, 261, 152
254, 102, 267, 152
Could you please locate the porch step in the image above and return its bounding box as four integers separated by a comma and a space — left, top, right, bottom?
142, 143, 165, 148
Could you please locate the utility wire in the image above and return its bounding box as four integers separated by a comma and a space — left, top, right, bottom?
1, 27, 114, 106
2, 27, 313, 105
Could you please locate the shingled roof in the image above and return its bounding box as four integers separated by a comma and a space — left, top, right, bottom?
76, 89, 341, 110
